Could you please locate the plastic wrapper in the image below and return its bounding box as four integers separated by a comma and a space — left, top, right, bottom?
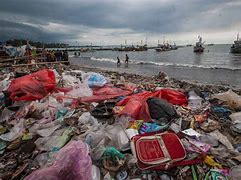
0, 119, 24, 142
0, 75, 11, 92
78, 112, 99, 127
212, 89, 241, 109
209, 130, 235, 151
35, 127, 75, 151
37, 124, 62, 137
25, 140, 92, 180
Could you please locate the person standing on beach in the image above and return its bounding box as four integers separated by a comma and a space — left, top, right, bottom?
125, 54, 129, 67
117, 56, 121, 67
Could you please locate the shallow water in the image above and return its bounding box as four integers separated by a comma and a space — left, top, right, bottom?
69, 44, 241, 88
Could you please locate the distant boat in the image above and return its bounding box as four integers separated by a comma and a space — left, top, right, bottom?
230, 32, 241, 54
193, 36, 205, 53
207, 43, 214, 46
186, 44, 192, 47
155, 42, 171, 52
115, 44, 147, 51
170, 43, 178, 50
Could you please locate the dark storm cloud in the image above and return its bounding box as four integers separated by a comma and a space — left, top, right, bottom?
0, 0, 240, 42
0, 20, 79, 42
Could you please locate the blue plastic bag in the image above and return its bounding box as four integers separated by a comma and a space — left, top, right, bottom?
87, 73, 107, 87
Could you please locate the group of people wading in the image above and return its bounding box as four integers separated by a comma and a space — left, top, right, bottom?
117, 54, 129, 67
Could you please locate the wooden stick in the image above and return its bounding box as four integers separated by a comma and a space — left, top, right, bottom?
12, 61, 69, 67
0, 53, 44, 63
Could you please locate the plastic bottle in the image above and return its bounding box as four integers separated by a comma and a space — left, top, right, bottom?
188, 91, 202, 110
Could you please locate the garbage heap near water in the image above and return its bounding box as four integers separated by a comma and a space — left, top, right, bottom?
0, 64, 241, 180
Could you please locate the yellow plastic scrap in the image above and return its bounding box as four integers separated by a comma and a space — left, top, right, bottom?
190, 118, 195, 129
204, 155, 222, 169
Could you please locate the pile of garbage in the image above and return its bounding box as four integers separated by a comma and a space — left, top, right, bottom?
1, 65, 241, 179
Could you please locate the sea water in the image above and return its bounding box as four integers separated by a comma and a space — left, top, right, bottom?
69, 44, 241, 88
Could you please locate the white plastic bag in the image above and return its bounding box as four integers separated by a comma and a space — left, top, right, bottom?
62, 74, 81, 86
67, 84, 92, 98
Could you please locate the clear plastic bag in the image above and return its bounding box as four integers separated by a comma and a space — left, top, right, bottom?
0, 119, 24, 142
213, 89, 241, 109
66, 84, 92, 98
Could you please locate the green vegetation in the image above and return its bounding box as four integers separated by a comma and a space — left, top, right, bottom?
5, 39, 69, 48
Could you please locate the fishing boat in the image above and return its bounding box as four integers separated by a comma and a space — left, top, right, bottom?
170, 43, 178, 50
155, 41, 171, 52
193, 36, 205, 53
230, 32, 241, 54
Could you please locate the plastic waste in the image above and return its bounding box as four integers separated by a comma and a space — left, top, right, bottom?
199, 134, 219, 147
35, 127, 75, 151
84, 72, 107, 87
25, 140, 92, 180
117, 89, 186, 121
62, 74, 81, 86
128, 120, 144, 130
209, 130, 235, 151
78, 112, 99, 127
0, 75, 11, 92
204, 155, 222, 169
91, 165, 100, 180
188, 91, 203, 110
230, 112, 241, 124
204, 169, 228, 180
100, 147, 125, 172
0, 108, 15, 122
125, 129, 139, 139
139, 122, 162, 134
231, 123, 241, 134
0, 119, 24, 141
212, 89, 241, 109
37, 124, 62, 137
80, 86, 131, 103
230, 165, 241, 180
66, 84, 92, 98
200, 118, 221, 132
182, 128, 201, 138
7, 69, 56, 101
0, 140, 6, 151
105, 124, 130, 151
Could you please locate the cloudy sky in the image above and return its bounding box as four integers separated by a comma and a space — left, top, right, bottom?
0, 0, 241, 45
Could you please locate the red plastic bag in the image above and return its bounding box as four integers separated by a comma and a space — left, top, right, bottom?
117, 89, 187, 121
7, 69, 56, 101
156, 89, 187, 106
80, 86, 131, 103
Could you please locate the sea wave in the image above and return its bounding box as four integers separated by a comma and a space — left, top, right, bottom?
90, 57, 241, 71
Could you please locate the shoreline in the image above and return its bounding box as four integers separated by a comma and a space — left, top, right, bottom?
70, 64, 241, 93
69, 56, 241, 89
